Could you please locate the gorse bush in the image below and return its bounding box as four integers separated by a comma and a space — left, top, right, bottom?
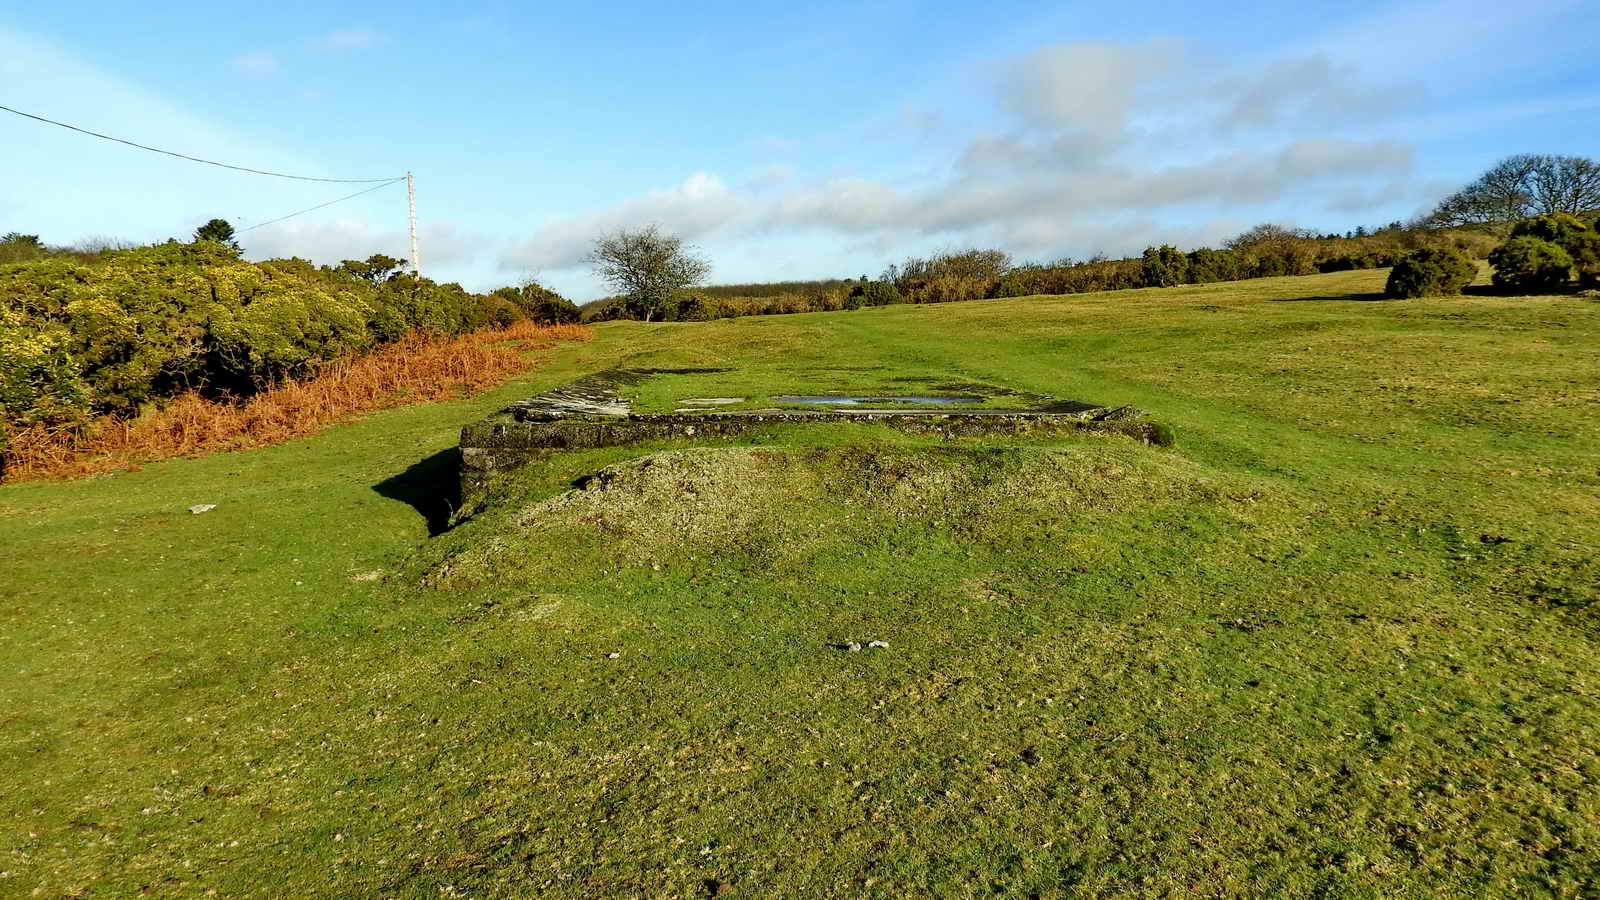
4, 321, 590, 483
1489, 237, 1574, 292
1385, 248, 1477, 298
0, 233, 49, 265
1508, 215, 1600, 287
847, 280, 904, 308
1318, 250, 1401, 273
1140, 245, 1190, 287
0, 241, 569, 437
0, 305, 90, 432
1186, 248, 1244, 284
490, 282, 582, 324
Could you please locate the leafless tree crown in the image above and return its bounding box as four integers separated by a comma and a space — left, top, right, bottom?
1426, 154, 1600, 228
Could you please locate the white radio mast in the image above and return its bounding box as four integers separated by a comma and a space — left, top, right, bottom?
406, 171, 420, 277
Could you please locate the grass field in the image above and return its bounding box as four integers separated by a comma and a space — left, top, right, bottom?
3, 268, 1598, 897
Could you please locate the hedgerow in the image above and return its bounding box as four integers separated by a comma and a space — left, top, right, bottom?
0, 241, 574, 436
584, 224, 1501, 323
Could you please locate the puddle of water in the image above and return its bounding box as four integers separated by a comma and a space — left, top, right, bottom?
771, 394, 983, 406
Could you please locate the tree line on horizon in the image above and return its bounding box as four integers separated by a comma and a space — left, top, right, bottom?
580, 222, 1492, 323
577, 152, 1598, 322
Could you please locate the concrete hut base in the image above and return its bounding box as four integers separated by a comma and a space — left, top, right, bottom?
457, 368, 1173, 514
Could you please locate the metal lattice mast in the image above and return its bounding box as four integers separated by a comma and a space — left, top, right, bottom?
407, 171, 420, 277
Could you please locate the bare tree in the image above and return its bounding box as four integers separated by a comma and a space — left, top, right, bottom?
1531, 155, 1600, 216
1223, 223, 1315, 250
588, 225, 711, 322
1425, 154, 1600, 228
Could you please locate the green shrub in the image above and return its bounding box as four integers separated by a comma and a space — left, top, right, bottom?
0, 304, 90, 428
493, 282, 581, 323
337, 254, 405, 284
193, 219, 242, 254
1140, 245, 1190, 287
579, 296, 630, 323
0, 240, 542, 432
1573, 236, 1600, 287
204, 272, 373, 388
848, 280, 904, 307
1186, 248, 1242, 284
1510, 214, 1600, 286
888, 249, 1009, 302
672, 293, 709, 321
1489, 237, 1574, 292
1384, 248, 1477, 298
1317, 250, 1399, 273
1511, 213, 1589, 245
1226, 225, 1319, 278
0, 233, 48, 265
476, 294, 521, 328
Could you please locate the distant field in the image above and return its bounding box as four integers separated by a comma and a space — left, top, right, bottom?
3, 268, 1597, 897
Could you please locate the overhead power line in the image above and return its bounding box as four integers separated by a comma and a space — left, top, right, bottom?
0, 103, 401, 183
239, 178, 407, 232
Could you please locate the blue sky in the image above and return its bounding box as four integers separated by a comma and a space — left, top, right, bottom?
3, 0, 1597, 299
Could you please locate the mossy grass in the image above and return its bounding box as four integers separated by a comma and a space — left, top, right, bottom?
3, 268, 1598, 896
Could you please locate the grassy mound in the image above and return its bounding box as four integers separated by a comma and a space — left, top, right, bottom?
394, 434, 1595, 896
432, 442, 1261, 588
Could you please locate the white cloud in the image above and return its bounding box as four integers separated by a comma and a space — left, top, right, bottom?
744, 164, 796, 191
232, 52, 279, 77
499, 135, 1412, 272
503, 172, 742, 269
242, 218, 478, 269
497, 40, 1430, 280
1207, 56, 1425, 133
1325, 177, 1460, 217
999, 40, 1180, 135
996, 40, 1423, 142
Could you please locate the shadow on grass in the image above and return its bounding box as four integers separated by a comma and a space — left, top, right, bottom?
373, 447, 461, 536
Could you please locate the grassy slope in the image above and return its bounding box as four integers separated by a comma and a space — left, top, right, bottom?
3, 269, 1597, 897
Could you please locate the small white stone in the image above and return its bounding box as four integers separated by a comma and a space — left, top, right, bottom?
867, 640, 889, 649
607, 652, 621, 659
188, 504, 216, 515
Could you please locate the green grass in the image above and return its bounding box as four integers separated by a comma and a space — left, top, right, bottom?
3, 269, 1598, 897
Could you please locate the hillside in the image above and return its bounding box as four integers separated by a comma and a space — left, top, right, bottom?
2, 268, 1597, 896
